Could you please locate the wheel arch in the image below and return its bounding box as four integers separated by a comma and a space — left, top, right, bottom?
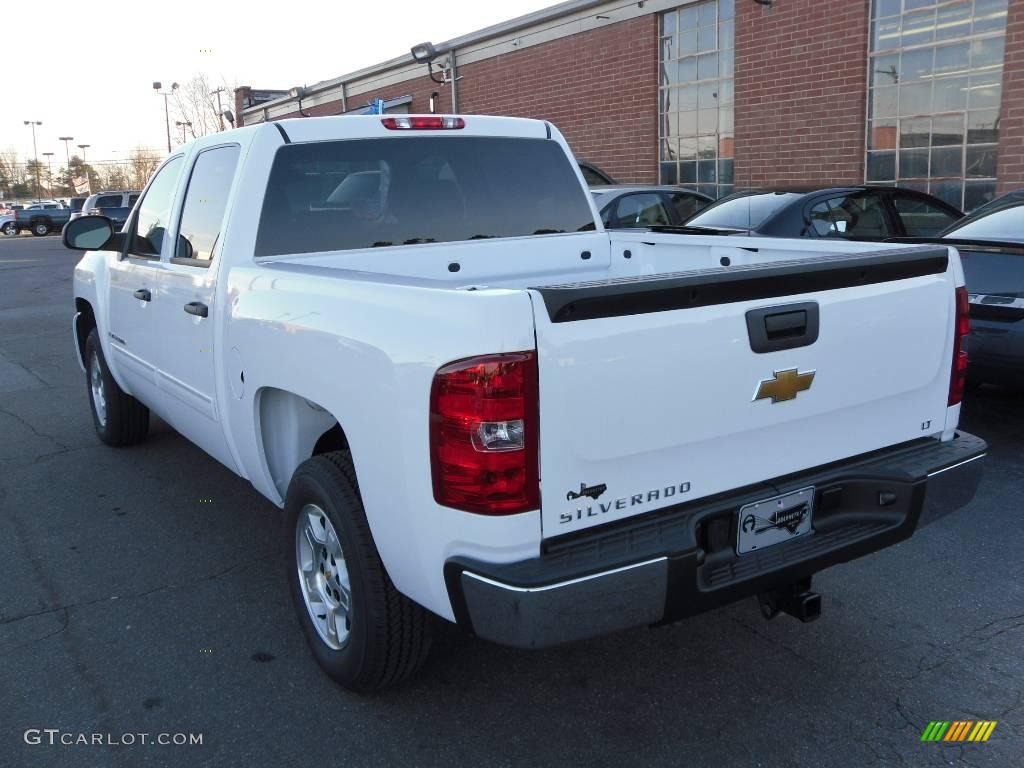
74, 297, 97, 372
255, 387, 351, 502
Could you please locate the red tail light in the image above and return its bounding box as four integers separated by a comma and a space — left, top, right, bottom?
430, 352, 539, 515
382, 116, 465, 130
949, 285, 969, 406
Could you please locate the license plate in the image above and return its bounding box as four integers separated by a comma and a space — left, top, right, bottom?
736, 487, 814, 555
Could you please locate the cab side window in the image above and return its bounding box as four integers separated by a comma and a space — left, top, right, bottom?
668, 192, 705, 221
130, 156, 184, 257
614, 193, 671, 228
808, 194, 892, 239
174, 145, 241, 265
808, 200, 840, 236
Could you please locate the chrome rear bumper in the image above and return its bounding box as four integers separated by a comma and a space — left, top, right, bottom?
449, 432, 987, 649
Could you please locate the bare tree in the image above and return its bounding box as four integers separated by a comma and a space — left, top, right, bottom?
0, 146, 26, 197
127, 147, 162, 189
102, 165, 130, 191
171, 74, 237, 141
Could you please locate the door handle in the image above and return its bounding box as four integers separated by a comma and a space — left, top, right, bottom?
184, 301, 208, 318
133, 288, 151, 302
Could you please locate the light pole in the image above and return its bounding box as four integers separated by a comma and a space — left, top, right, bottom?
23, 120, 42, 201
153, 81, 179, 153
175, 120, 193, 144
42, 152, 54, 198
58, 136, 74, 195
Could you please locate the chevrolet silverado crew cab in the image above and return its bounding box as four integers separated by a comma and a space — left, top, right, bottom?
64, 115, 986, 692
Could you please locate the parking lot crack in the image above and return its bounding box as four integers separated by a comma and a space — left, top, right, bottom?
0, 406, 68, 450
0, 348, 49, 388
3, 607, 70, 653
0, 558, 259, 627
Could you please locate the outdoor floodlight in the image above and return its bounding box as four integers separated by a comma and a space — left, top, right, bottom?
411, 42, 439, 63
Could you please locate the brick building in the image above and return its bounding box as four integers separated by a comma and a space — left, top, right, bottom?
237, 0, 1023, 211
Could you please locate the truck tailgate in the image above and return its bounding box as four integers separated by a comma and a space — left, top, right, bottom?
529, 246, 956, 537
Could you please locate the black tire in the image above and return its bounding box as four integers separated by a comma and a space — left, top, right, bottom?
1, 222, 16, 236
84, 328, 149, 446
285, 450, 432, 692
31, 220, 50, 236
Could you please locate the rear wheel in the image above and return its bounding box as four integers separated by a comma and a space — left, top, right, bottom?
84, 328, 149, 446
31, 220, 50, 236
286, 450, 432, 692
2, 222, 17, 236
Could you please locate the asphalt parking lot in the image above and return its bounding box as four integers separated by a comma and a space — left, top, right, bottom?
0, 234, 1021, 768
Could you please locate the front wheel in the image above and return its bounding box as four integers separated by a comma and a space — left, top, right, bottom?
31, 221, 50, 236
1, 222, 17, 236
84, 328, 150, 446
286, 451, 432, 692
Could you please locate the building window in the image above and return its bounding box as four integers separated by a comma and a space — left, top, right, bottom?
659, 0, 735, 198
867, 0, 1008, 211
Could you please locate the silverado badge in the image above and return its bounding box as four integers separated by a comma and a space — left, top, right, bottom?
753, 368, 815, 404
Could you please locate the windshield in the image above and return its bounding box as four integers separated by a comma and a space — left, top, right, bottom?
685, 192, 803, 229
943, 204, 1024, 243
256, 136, 596, 256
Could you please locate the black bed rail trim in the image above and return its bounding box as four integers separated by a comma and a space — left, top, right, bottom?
532, 246, 949, 323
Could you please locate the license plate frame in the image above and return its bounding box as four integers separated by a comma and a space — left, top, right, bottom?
736, 486, 815, 555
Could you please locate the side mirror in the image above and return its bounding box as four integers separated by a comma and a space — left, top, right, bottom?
176, 234, 194, 260
62, 216, 115, 251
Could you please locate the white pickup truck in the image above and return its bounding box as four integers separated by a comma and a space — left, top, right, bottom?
64, 115, 986, 692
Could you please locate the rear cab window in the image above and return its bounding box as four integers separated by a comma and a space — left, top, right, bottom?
255, 136, 596, 257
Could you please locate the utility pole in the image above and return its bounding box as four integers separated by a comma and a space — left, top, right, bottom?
42, 152, 54, 198
23, 120, 42, 201
59, 136, 74, 195
211, 87, 226, 131
153, 81, 179, 153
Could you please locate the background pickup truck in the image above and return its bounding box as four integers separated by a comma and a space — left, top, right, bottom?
15, 201, 70, 235
63, 114, 986, 692
81, 190, 141, 230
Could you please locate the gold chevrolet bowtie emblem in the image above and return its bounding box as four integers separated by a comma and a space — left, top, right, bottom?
754, 368, 815, 403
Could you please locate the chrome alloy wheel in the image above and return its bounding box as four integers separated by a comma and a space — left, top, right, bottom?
295, 503, 352, 650
89, 352, 107, 427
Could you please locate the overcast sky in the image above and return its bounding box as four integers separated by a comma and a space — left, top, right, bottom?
5, 0, 554, 166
